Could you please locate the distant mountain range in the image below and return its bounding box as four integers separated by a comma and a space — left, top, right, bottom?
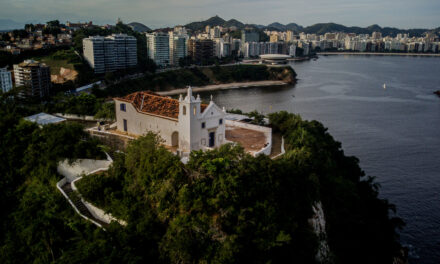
128, 22, 151, 32
0, 19, 25, 31
1, 16, 438, 37
184, 16, 438, 37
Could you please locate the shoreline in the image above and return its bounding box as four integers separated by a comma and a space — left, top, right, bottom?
156, 80, 288, 96
318, 52, 440, 57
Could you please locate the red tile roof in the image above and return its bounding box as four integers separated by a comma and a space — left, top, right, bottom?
115, 91, 207, 119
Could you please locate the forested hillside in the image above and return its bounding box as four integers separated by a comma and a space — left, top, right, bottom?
0, 91, 403, 263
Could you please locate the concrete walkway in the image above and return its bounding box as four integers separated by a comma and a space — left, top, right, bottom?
57, 159, 112, 182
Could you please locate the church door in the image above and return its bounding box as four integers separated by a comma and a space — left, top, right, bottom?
209, 132, 215, 147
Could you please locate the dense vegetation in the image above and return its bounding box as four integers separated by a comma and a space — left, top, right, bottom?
48, 93, 115, 119
75, 112, 402, 263
6, 87, 115, 120
0, 86, 402, 263
0, 46, 71, 68
76, 133, 319, 263
268, 111, 404, 263
100, 65, 296, 98
0, 92, 108, 264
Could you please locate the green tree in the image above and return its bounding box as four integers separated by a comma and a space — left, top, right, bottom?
94, 102, 116, 120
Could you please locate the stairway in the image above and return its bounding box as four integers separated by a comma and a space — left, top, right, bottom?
61, 183, 108, 227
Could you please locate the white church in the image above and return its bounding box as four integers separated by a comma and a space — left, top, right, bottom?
113, 87, 227, 153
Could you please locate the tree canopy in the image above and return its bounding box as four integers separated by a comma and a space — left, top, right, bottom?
0, 89, 403, 263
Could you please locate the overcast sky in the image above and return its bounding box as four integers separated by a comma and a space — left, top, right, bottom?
0, 0, 439, 29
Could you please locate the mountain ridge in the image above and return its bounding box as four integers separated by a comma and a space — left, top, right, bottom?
182, 16, 435, 37
128, 22, 151, 32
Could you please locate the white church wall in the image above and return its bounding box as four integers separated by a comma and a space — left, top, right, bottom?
114, 99, 179, 146
198, 103, 226, 149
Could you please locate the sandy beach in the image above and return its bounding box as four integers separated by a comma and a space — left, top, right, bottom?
156, 80, 288, 96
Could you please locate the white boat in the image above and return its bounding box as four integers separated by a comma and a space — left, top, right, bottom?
383, 83, 387, 89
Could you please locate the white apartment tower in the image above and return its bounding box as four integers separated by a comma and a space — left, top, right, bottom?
83, 34, 137, 74
0, 67, 13, 93
169, 32, 188, 66
108, 34, 138, 69
146, 32, 170, 66
210, 26, 221, 39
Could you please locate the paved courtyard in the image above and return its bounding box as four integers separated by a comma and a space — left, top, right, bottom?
225, 126, 267, 152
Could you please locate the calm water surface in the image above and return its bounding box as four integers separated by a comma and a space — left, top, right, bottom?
203, 56, 440, 263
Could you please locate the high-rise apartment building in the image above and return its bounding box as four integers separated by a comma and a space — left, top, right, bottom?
241, 30, 259, 43
220, 42, 231, 58
169, 32, 188, 66
173, 25, 187, 35
372, 32, 382, 40
13, 60, 51, 98
286, 30, 294, 43
0, 67, 13, 93
83, 34, 137, 74
270, 34, 280, 43
109, 34, 138, 69
146, 32, 170, 66
210, 26, 221, 39
188, 39, 214, 64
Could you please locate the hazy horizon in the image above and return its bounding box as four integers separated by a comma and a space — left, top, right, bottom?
0, 0, 439, 30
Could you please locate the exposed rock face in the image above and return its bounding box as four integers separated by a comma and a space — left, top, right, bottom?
268, 67, 297, 84
51, 67, 78, 84
309, 202, 332, 263
279, 68, 296, 84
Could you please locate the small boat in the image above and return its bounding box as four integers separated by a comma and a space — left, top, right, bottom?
383, 83, 387, 89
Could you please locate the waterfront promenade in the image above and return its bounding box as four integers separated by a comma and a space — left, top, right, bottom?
318, 52, 440, 57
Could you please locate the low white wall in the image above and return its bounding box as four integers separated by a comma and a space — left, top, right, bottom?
71, 172, 127, 226
54, 113, 112, 122
57, 159, 112, 182
226, 120, 272, 156
272, 137, 286, 159
225, 119, 271, 134
56, 178, 103, 228
87, 127, 136, 140
254, 140, 272, 156
281, 136, 285, 153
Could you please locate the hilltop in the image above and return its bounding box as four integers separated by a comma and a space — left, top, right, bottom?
182, 16, 435, 37
128, 22, 151, 32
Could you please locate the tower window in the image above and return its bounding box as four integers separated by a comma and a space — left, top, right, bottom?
193, 106, 197, 115
201, 122, 205, 129
219, 119, 223, 125
183, 106, 186, 115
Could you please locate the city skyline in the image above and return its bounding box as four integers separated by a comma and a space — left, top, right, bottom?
0, 0, 439, 30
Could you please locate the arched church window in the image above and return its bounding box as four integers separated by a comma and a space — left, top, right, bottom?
183, 106, 186, 115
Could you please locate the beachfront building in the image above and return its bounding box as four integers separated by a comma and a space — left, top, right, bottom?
169, 32, 188, 66
146, 32, 170, 66
13, 60, 51, 98
241, 30, 259, 43
83, 34, 137, 74
114, 87, 226, 153
188, 39, 214, 64
0, 67, 13, 93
